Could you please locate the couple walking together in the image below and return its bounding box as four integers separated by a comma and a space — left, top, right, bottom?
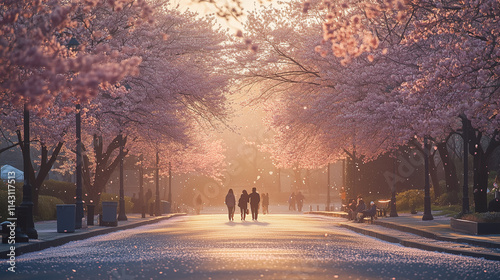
225, 188, 260, 221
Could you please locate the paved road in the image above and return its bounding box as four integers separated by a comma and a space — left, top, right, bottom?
2, 214, 500, 279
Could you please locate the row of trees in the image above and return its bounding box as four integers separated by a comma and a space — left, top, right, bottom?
234, 0, 499, 212
0, 0, 233, 213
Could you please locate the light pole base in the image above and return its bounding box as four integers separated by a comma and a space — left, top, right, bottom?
18, 204, 38, 239
422, 213, 434, 221
117, 199, 127, 221
75, 201, 84, 229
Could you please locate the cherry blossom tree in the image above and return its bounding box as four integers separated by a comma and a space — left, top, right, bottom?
0, 0, 149, 109
0, 101, 74, 215
0, 0, 154, 215
234, 0, 497, 209
78, 2, 232, 205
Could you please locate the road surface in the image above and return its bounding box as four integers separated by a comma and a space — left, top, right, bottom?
3, 214, 500, 279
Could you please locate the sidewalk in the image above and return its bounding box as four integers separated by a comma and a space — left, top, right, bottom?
1, 213, 185, 259
307, 211, 500, 261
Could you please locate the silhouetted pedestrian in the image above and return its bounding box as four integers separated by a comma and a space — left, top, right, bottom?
296, 191, 304, 212
488, 198, 500, 212
195, 194, 203, 215
249, 187, 261, 221
225, 189, 236, 221
262, 193, 269, 214
131, 193, 139, 213
289, 192, 296, 211
238, 190, 249, 221
145, 189, 153, 216
145, 189, 152, 205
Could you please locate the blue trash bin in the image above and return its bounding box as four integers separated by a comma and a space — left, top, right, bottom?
57, 204, 76, 233
101, 201, 118, 227
161, 200, 171, 214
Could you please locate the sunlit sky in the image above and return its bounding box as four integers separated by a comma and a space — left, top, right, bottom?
171, 0, 274, 32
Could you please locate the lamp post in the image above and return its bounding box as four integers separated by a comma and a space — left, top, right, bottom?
117, 133, 127, 221
75, 104, 84, 228
422, 137, 434, 221
352, 150, 357, 197
19, 103, 37, 240
139, 155, 145, 218
67, 37, 84, 228
168, 161, 172, 213
461, 115, 470, 214
326, 163, 331, 211
155, 151, 161, 216
390, 154, 398, 217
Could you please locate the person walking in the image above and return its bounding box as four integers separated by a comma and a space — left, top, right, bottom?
145, 189, 153, 216
225, 189, 236, 221
249, 187, 261, 221
262, 193, 269, 214
195, 194, 203, 215
238, 190, 249, 221
296, 191, 304, 212
288, 192, 296, 211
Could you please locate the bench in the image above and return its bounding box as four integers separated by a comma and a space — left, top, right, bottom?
376, 200, 391, 217
359, 211, 377, 223
357, 206, 377, 223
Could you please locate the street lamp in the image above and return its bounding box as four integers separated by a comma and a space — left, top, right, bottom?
168, 161, 172, 213
139, 155, 145, 218
326, 163, 331, 211
19, 104, 37, 240
66, 37, 84, 228
117, 133, 127, 221
461, 115, 470, 214
155, 151, 161, 216
422, 137, 434, 221
390, 154, 398, 217
75, 103, 84, 228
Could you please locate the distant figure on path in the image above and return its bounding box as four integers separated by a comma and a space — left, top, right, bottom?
131, 193, 139, 213
238, 190, 249, 221
295, 191, 304, 212
195, 194, 203, 215
249, 187, 261, 221
489, 176, 500, 212
225, 189, 236, 221
145, 189, 153, 216
262, 193, 269, 214
288, 192, 296, 211
145, 189, 152, 205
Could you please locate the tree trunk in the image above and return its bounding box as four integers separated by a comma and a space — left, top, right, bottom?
17, 130, 63, 216
428, 151, 441, 200
472, 149, 488, 212
436, 142, 460, 204
82, 134, 127, 208
468, 128, 499, 213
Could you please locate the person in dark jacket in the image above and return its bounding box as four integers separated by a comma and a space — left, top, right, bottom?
262, 193, 269, 214
353, 196, 366, 222
249, 187, 261, 221
358, 201, 377, 222
347, 198, 357, 220
238, 190, 249, 221
225, 189, 236, 221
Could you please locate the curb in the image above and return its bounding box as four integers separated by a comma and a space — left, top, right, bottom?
341, 223, 500, 261
372, 220, 500, 249
1, 213, 185, 259
307, 211, 500, 261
